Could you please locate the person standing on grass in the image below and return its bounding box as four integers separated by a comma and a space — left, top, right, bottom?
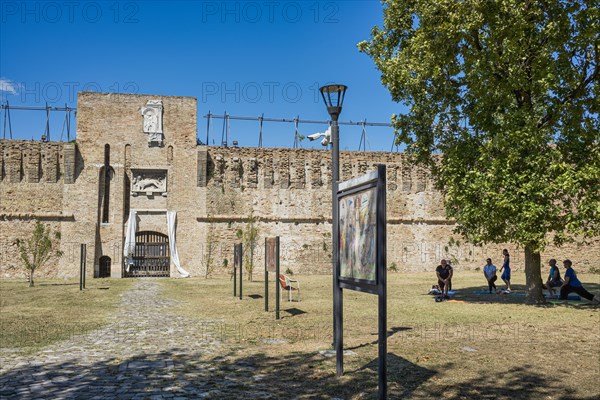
542, 259, 563, 298
483, 258, 497, 294
436, 259, 453, 299
499, 249, 512, 293
445, 259, 453, 291
559, 260, 599, 304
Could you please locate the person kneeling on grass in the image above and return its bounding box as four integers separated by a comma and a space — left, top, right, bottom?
560, 259, 599, 304
483, 258, 497, 294
436, 259, 453, 299
542, 259, 563, 298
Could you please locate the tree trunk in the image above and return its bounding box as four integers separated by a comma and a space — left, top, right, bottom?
29, 272, 34, 287
524, 246, 544, 304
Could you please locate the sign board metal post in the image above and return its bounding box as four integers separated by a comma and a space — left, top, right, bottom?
335, 165, 387, 399
238, 243, 243, 300
234, 243, 242, 299
233, 244, 237, 297
83, 244, 86, 289
264, 238, 269, 311
377, 169, 387, 400
265, 237, 280, 315
275, 237, 280, 320
79, 244, 86, 291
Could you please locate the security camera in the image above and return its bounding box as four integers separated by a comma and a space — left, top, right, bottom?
321, 137, 330, 146
308, 132, 322, 141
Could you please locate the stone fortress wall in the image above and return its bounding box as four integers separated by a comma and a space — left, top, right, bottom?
0, 141, 78, 278
1, 92, 598, 279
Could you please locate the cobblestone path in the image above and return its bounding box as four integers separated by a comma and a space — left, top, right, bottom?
0, 279, 277, 400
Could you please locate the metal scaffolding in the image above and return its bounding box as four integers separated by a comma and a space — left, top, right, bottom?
1, 102, 76, 141
0, 104, 399, 151
203, 112, 395, 151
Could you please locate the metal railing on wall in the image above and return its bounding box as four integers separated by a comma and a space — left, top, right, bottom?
203, 111, 397, 151
0, 103, 401, 152
1, 102, 76, 142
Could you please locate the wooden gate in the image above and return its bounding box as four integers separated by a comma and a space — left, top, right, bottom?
124, 231, 170, 277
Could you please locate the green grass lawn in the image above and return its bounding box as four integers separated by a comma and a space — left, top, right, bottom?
1, 270, 598, 399
0, 277, 132, 352
160, 270, 600, 399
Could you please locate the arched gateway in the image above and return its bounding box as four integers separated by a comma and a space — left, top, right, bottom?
124, 231, 170, 277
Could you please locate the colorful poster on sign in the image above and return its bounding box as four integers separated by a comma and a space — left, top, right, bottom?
339, 187, 377, 282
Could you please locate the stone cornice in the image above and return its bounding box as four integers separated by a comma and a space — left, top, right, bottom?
197, 215, 455, 225
0, 212, 75, 221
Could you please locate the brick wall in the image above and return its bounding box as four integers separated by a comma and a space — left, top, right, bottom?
1, 92, 598, 279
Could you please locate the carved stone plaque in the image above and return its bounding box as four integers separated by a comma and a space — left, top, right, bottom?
141, 100, 163, 147
131, 169, 167, 196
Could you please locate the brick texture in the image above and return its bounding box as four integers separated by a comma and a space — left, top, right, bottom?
1, 92, 598, 279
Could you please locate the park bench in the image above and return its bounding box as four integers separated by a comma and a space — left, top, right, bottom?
279, 274, 300, 302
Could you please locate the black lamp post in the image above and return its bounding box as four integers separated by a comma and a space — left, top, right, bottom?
319, 84, 347, 354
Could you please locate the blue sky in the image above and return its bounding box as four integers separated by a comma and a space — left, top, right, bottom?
1, 1, 404, 150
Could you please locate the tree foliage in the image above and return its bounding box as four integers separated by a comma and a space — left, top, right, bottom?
237, 212, 259, 281
15, 221, 62, 287
359, 0, 599, 302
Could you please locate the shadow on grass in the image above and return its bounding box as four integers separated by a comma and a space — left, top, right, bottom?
1, 347, 595, 399
248, 294, 263, 299
284, 307, 307, 316
360, 353, 436, 398
412, 363, 597, 400
37, 282, 79, 287
348, 326, 411, 351
451, 281, 600, 308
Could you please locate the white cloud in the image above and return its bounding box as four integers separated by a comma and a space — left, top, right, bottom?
0, 78, 21, 96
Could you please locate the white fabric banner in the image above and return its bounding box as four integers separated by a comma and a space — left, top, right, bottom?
167, 211, 190, 278
124, 210, 137, 272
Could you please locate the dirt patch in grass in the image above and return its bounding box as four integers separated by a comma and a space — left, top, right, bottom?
159, 271, 600, 399
0, 278, 133, 352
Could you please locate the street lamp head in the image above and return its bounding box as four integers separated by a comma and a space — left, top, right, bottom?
319, 84, 347, 121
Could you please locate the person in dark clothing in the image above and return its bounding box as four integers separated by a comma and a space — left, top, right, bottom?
435, 259, 453, 299
559, 259, 599, 304
483, 258, 497, 294
542, 259, 563, 298
446, 260, 453, 291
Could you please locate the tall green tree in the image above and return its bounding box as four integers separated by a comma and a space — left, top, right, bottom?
359, 0, 599, 303
236, 212, 259, 281
15, 221, 62, 287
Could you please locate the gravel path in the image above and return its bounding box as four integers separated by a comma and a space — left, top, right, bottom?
0, 279, 274, 400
